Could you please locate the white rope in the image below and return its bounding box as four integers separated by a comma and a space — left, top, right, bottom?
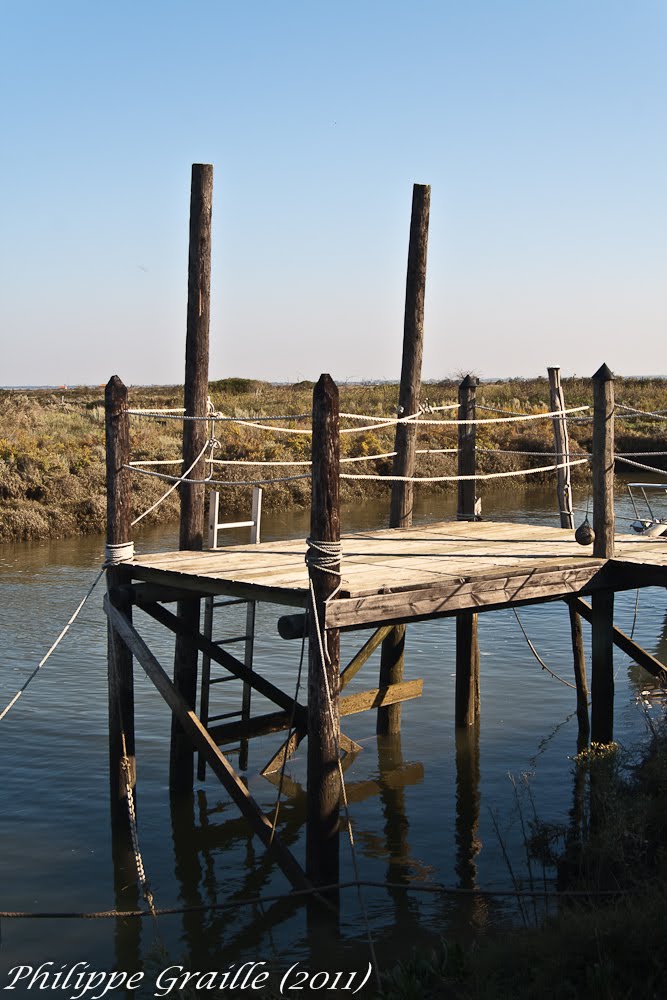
127, 409, 310, 423
127, 466, 310, 487
407, 405, 589, 426
0, 568, 105, 723
104, 541, 135, 565
616, 404, 667, 420
341, 457, 589, 483
476, 404, 526, 416
614, 456, 667, 477
513, 609, 577, 690
305, 538, 343, 582
130, 438, 212, 526
615, 450, 667, 457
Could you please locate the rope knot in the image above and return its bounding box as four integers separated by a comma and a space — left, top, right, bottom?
305, 537, 342, 576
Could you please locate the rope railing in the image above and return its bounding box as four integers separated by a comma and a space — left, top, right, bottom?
614, 455, 667, 477
126, 404, 589, 432
125, 456, 590, 489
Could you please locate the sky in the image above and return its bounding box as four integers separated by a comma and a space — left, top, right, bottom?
1, 1, 665, 386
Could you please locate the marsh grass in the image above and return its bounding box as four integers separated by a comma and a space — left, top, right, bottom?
377, 725, 667, 999
0, 376, 665, 542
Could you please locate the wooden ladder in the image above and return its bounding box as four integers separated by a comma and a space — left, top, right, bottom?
197, 487, 262, 777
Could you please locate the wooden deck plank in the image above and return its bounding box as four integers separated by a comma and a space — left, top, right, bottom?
128, 520, 667, 623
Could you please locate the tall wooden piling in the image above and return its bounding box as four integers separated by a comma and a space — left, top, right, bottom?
549, 367, 589, 743
170, 163, 214, 792
105, 375, 135, 833
379, 182, 430, 735
306, 374, 341, 887
455, 375, 480, 726
591, 363, 615, 744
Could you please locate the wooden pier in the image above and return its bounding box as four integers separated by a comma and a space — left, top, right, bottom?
103, 164, 667, 898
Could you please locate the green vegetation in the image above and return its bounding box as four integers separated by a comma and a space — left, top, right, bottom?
377, 727, 667, 999
0, 376, 665, 543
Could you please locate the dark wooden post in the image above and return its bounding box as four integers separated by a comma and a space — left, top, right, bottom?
455, 374, 480, 726
549, 366, 589, 743
592, 364, 615, 559
591, 363, 615, 744
378, 182, 430, 735
170, 163, 213, 792
105, 375, 135, 833
306, 374, 341, 887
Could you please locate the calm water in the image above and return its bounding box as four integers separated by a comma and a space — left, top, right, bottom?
0, 486, 665, 993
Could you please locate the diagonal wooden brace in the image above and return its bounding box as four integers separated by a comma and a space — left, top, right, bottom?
103, 595, 310, 891
138, 600, 307, 725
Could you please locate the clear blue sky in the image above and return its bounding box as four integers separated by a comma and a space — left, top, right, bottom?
1, 1, 665, 385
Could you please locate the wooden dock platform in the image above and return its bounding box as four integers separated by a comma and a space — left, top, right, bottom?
127, 519, 667, 629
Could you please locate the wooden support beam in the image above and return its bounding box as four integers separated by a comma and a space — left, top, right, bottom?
326, 560, 608, 630
260, 731, 363, 778
456, 374, 480, 727
171, 163, 214, 794
341, 679, 423, 717
455, 612, 480, 727
341, 626, 393, 690
591, 590, 615, 744
592, 363, 615, 558
139, 600, 307, 724
379, 183, 430, 737
568, 604, 590, 748
104, 595, 310, 892
105, 375, 135, 837
568, 596, 667, 680
307, 374, 341, 887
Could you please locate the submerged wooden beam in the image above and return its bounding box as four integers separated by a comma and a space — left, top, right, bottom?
568, 596, 667, 680
260, 731, 363, 777
104, 595, 310, 891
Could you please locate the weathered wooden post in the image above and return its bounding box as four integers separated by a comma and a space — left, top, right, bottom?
548, 366, 574, 529
170, 163, 213, 792
455, 374, 480, 726
378, 182, 430, 735
105, 375, 135, 833
591, 363, 615, 744
306, 374, 341, 887
549, 366, 590, 743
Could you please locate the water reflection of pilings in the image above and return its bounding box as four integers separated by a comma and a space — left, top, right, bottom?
454, 723, 488, 926
167, 788, 305, 968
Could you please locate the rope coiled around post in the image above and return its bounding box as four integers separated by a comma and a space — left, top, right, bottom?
104, 541, 135, 565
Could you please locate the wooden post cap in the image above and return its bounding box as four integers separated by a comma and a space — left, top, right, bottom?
459, 374, 479, 389
593, 363, 614, 381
